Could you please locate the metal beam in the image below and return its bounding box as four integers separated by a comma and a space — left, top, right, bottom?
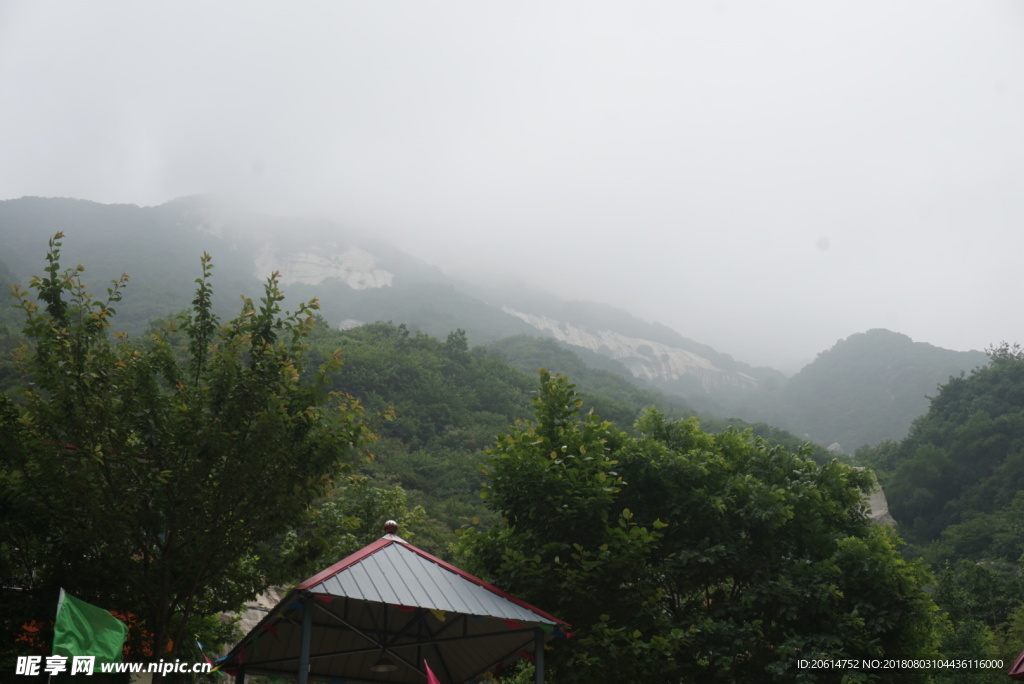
298, 598, 312, 684
535, 629, 545, 684
310, 599, 420, 676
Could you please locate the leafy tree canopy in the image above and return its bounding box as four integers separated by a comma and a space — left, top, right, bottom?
0, 235, 373, 666
459, 371, 940, 682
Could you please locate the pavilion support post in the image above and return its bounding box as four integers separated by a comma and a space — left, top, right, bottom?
234, 665, 245, 684
534, 629, 545, 684
298, 598, 312, 684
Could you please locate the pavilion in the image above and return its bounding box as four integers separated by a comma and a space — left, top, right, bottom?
217, 522, 569, 683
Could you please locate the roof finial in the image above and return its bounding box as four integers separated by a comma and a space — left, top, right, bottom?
383, 520, 398, 535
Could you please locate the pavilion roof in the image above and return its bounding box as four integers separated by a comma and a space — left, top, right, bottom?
218, 530, 568, 683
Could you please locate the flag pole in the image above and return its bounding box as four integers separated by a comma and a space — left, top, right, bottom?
50, 588, 66, 684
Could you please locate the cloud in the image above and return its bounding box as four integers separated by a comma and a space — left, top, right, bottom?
2, 1, 1022, 369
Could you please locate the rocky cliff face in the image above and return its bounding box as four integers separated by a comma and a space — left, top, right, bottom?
254, 243, 394, 289
856, 468, 896, 526
502, 306, 761, 392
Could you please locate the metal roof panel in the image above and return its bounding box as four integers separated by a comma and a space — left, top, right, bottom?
302, 537, 562, 625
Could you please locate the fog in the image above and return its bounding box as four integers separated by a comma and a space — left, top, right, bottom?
2, 1, 1022, 370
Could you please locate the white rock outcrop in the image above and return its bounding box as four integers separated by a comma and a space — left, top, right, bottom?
502, 307, 758, 391
254, 245, 393, 290
853, 468, 896, 526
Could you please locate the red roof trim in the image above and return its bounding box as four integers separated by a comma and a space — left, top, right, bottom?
295, 537, 395, 590
296, 535, 569, 627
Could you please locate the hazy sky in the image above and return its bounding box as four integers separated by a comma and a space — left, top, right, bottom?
2, 2, 1022, 370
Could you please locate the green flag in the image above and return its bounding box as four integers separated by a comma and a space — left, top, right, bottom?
52, 589, 128, 664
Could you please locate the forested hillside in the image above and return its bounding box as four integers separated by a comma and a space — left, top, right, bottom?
0, 196, 536, 343
860, 344, 1024, 551
0, 197, 262, 332
0, 197, 991, 457
857, 344, 1024, 669
779, 330, 989, 451
300, 321, 830, 551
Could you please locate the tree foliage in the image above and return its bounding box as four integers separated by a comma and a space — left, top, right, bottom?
862, 342, 1024, 549
460, 371, 940, 682
855, 343, 1024, 673
0, 235, 372, 664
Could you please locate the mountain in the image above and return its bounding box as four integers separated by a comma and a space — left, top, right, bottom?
0, 196, 262, 332
0, 196, 993, 452
0, 196, 777, 398
778, 329, 989, 452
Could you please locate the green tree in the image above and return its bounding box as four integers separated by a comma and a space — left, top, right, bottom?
460, 371, 941, 682
0, 235, 372, 664
270, 473, 428, 573
870, 342, 1024, 549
